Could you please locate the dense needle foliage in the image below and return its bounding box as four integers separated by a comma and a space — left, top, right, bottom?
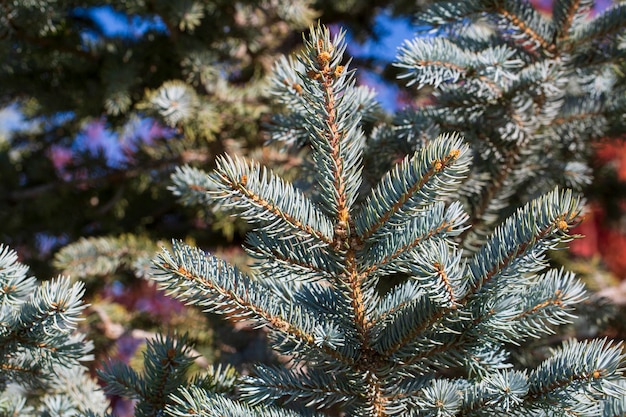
2, 1, 626, 416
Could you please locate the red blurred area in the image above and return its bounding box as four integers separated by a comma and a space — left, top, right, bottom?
570, 140, 626, 280
571, 204, 626, 280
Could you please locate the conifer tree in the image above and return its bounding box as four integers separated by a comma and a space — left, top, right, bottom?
6, 1, 626, 416
102, 16, 626, 415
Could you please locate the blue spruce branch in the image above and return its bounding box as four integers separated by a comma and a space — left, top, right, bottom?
153, 21, 626, 416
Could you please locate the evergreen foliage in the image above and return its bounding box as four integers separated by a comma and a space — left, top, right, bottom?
141, 17, 626, 416
0, 244, 108, 416
391, 0, 626, 251
98, 333, 239, 417
3, 1, 626, 416
52, 235, 219, 383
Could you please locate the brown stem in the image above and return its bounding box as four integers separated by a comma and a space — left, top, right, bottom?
166, 262, 355, 367
496, 6, 556, 55
557, 0, 582, 41
359, 151, 461, 244
224, 176, 333, 246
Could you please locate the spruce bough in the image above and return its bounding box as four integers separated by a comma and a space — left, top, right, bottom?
0, 245, 107, 416
150, 24, 626, 416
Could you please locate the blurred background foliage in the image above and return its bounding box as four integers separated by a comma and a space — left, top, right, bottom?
2, 0, 626, 414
